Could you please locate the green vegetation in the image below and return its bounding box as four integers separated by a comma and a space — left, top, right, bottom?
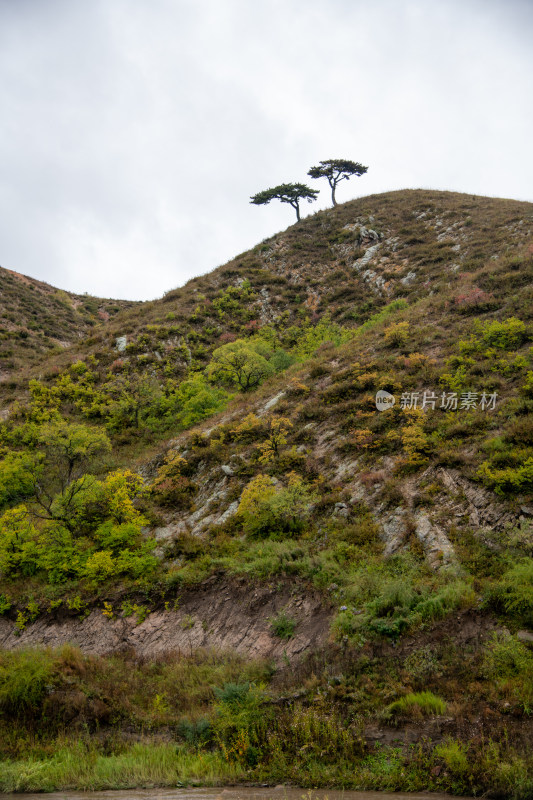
0, 644, 532, 796
0, 743, 242, 792
0, 467, 154, 587
477, 316, 528, 349
237, 472, 316, 538
487, 560, 533, 626
386, 690, 447, 717
207, 339, 276, 391
270, 610, 296, 639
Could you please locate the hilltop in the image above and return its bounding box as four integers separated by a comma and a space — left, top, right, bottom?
0, 189, 532, 796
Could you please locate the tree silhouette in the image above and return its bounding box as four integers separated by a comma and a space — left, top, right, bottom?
250, 182, 318, 221
307, 159, 368, 206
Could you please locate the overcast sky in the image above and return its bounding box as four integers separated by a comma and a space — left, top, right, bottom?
0, 0, 532, 301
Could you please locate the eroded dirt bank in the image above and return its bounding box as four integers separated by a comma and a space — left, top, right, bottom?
0, 576, 332, 660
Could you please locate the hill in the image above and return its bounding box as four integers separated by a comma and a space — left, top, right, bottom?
2, 188, 532, 400
0, 264, 139, 383
0, 189, 532, 796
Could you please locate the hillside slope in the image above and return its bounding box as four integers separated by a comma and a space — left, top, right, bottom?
0, 265, 139, 382
0, 189, 532, 796
2, 188, 531, 400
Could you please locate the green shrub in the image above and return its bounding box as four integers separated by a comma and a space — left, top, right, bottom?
483, 633, 533, 713
270, 348, 295, 371
214, 682, 255, 708
237, 473, 316, 538
435, 739, 469, 775
212, 682, 269, 763
477, 457, 533, 495
0, 452, 39, 511
415, 580, 476, 621
115, 547, 158, 579
216, 539, 310, 580
487, 559, 533, 625
331, 607, 362, 640
367, 580, 418, 619
290, 315, 355, 358
265, 704, 364, 763
478, 317, 527, 349
0, 505, 41, 578
521, 370, 533, 399
207, 340, 275, 391
177, 717, 212, 746
93, 520, 141, 551
159, 373, 230, 429
270, 611, 296, 639
0, 595, 12, 614
342, 575, 475, 642
483, 633, 533, 680
0, 649, 54, 716
83, 550, 117, 583
356, 299, 408, 332
36, 525, 83, 584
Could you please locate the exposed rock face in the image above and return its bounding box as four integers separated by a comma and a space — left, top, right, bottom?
380, 508, 408, 557
414, 512, 455, 569
439, 467, 515, 529
353, 243, 381, 271
401, 271, 417, 285
259, 391, 286, 415
0, 577, 331, 662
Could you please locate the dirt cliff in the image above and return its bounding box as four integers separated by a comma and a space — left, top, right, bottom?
0, 576, 332, 661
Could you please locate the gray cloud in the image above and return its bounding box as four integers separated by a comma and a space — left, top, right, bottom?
0, 0, 531, 300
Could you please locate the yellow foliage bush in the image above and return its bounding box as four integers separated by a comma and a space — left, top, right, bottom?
351, 428, 377, 450
256, 417, 292, 464
230, 413, 263, 441
384, 321, 410, 347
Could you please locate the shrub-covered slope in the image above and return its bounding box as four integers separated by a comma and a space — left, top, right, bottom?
0, 189, 532, 796
2, 188, 532, 404
0, 265, 139, 382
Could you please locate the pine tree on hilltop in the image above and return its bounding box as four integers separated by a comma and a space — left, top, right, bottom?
250, 182, 319, 221
308, 159, 368, 206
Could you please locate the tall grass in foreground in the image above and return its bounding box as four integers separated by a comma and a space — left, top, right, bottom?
0, 743, 243, 793
1, 737, 533, 798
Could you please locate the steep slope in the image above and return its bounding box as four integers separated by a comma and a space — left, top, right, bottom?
0, 189, 532, 796
0, 265, 139, 382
